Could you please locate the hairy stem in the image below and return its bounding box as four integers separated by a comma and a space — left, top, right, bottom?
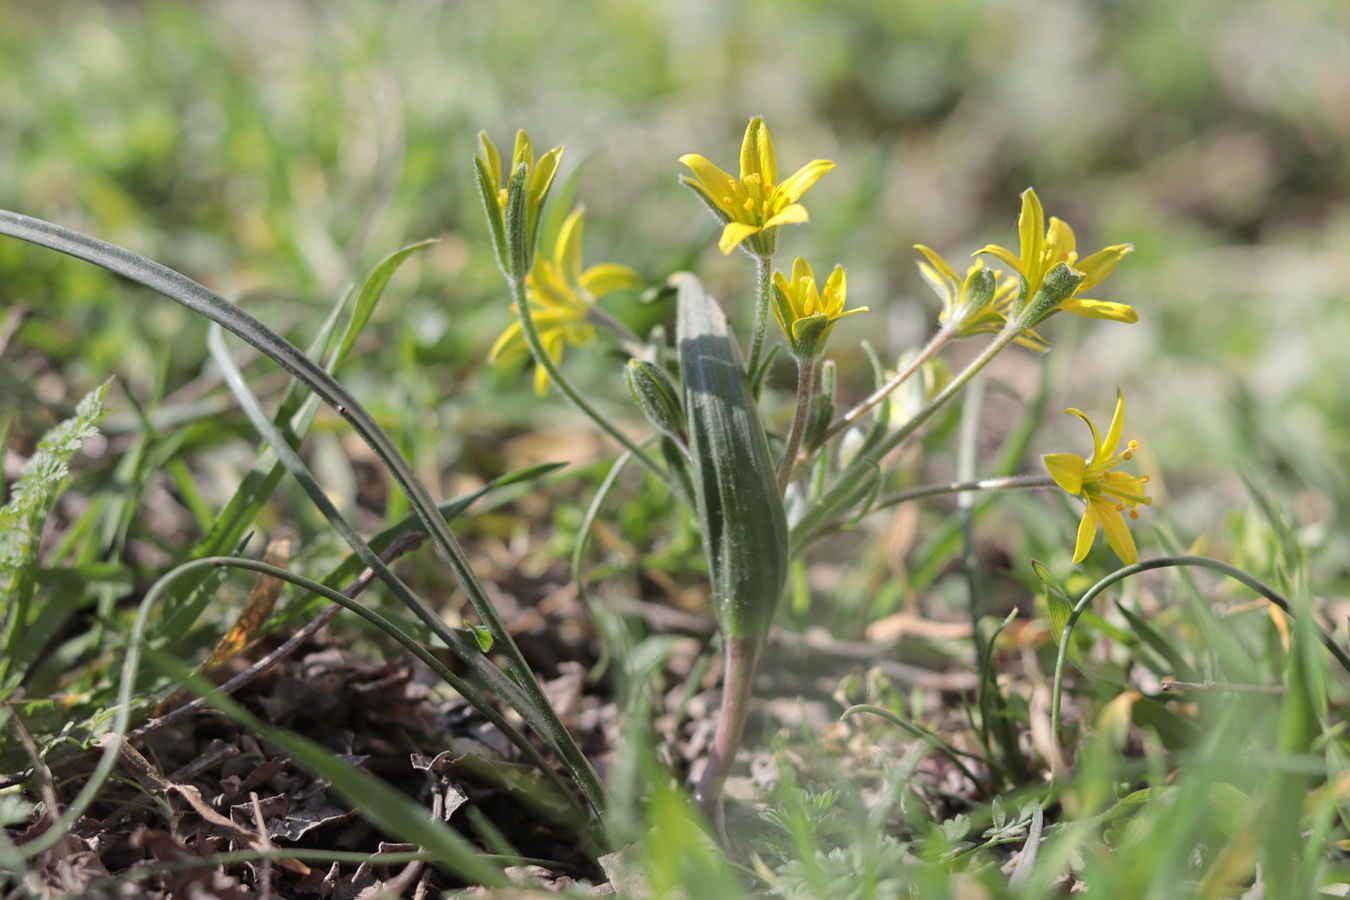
745, 254, 773, 386
872, 473, 1055, 512
509, 274, 666, 482
778, 357, 816, 492
694, 636, 765, 813
818, 325, 957, 447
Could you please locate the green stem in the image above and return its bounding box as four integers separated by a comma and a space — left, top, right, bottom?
872, 474, 1054, 512
791, 326, 1022, 547
777, 357, 816, 492
509, 274, 666, 484
1048, 555, 1350, 780
817, 325, 957, 448
745, 254, 773, 385
585, 302, 644, 355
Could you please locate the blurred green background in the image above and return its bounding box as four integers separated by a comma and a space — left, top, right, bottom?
2, 0, 1348, 583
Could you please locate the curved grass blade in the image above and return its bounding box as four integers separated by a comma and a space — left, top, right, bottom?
0, 209, 606, 815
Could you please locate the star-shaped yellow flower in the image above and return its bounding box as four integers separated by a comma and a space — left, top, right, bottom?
770, 258, 866, 359
1043, 389, 1153, 564
913, 245, 1047, 351
976, 188, 1135, 328
490, 207, 642, 395
474, 130, 563, 279
679, 117, 835, 257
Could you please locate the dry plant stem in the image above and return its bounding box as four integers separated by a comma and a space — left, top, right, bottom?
745, 254, 773, 387
125, 532, 425, 744
777, 358, 816, 492
694, 636, 764, 813
508, 273, 664, 480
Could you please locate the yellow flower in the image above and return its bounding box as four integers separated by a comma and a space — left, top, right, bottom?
1043, 389, 1153, 564
913, 245, 1047, 351
770, 258, 867, 360
490, 207, 642, 395
976, 188, 1135, 328
474, 130, 563, 278
679, 117, 835, 257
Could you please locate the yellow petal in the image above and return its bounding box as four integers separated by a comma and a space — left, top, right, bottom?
580, 263, 642, 296
823, 265, 847, 313
1072, 501, 1099, 563
740, 117, 776, 187
680, 155, 739, 210
1096, 499, 1139, 564
762, 203, 811, 230
1018, 189, 1045, 268
915, 245, 961, 286
530, 146, 563, 204
975, 244, 1026, 278
1103, 388, 1126, 458
556, 208, 585, 281
489, 319, 525, 362
1064, 407, 1105, 465
1045, 217, 1077, 263
775, 159, 835, 203
1059, 298, 1139, 323
1044, 452, 1087, 494
718, 221, 760, 255
1075, 244, 1133, 292
512, 130, 534, 170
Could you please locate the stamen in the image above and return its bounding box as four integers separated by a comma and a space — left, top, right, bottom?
1129, 509, 1139, 519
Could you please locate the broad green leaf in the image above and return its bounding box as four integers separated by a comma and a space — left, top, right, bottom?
675, 273, 787, 644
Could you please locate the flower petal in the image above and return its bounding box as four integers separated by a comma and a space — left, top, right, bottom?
915, 245, 961, 286
1018, 189, 1045, 269
489, 318, 525, 362
975, 244, 1026, 278
740, 117, 776, 187
1095, 498, 1139, 564
762, 203, 811, 229
556, 208, 585, 281
1064, 407, 1105, 465
775, 160, 835, 204
580, 263, 642, 297
1103, 388, 1126, 459
679, 155, 739, 210
1044, 452, 1087, 495
1059, 298, 1139, 323
1073, 501, 1099, 563
718, 221, 760, 255
1074, 244, 1133, 293
1045, 217, 1077, 263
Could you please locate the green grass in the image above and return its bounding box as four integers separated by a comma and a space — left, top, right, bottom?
4, 1, 1350, 897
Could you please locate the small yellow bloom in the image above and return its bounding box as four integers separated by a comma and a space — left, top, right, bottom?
1043, 389, 1153, 564
477, 130, 562, 213
976, 188, 1135, 327
770, 258, 866, 359
474, 130, 564, 278
490, 207, 642, 395
679, 117, 835, 257
913, 245, 1047, 351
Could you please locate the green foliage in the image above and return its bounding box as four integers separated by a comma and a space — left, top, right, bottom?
0, 378, 111, 693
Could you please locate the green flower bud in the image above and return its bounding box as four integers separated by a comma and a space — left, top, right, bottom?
625, 358, 686, 446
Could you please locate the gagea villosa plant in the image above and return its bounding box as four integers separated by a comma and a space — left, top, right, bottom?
476, 120, 1151, 812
